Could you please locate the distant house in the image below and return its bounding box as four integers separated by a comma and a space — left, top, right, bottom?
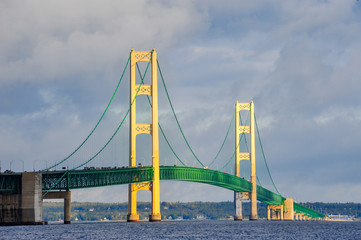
195, 214, 206, 220
328, 214, 353, 221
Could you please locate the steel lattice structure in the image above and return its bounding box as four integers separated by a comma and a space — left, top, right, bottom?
0, 166, 324, 219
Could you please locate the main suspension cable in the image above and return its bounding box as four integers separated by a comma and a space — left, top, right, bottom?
217, 111, 250, 172
254, 112, 280, 194
135, 63, 186, 166
70, 51, 153, 170
208, 110, 235, 168
42, 51, 132, 171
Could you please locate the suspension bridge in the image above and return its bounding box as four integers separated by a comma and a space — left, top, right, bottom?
0, 49, 325, 225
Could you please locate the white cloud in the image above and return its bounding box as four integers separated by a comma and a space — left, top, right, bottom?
1, 0, 361, 204
314, 107, 361, 125
0, 0, 209, 85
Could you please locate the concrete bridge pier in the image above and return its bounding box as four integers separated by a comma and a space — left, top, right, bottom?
234, 192, 250, 220
284, 198, 294, 221
43, 191, 71, 224
267, 205, 283, 221
275, 210, 282, 220
0, 193, 21, 223
0, 172, 44, 225
234, 192, 243, 220
22, 172, 43, 224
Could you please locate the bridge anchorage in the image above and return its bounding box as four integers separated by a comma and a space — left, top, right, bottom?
0, 48, 326, 225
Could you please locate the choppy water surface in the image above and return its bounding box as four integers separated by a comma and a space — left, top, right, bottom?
1, 220, 361, 240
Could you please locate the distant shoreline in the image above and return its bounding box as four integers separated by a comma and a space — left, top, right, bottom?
43, 201, 361, 222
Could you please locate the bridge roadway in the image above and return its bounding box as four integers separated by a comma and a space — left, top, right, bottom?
0, 166, 324, 219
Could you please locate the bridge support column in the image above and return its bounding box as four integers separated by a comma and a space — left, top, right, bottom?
273, 210, 280, 220
43, 191, 71, 224
127, 185, 139, 222
234, 192, 250, 220
234, 192, 243, 220
0, 172, 44, 225
21, 172, 43, 224
267, 205, 283, 221
284, 198, 294, 221
0, 193, 21, 224
64, 192, 71, 224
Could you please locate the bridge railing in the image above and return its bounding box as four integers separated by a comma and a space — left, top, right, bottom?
0, 173, 22, 193
42, 167, 153, 191
1, 166, 325, 219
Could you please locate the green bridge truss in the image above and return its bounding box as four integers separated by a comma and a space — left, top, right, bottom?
0, 166, 324, 219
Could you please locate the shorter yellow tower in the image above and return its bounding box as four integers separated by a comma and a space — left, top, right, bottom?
234, 101, 258, 221
127, 49, 161, 222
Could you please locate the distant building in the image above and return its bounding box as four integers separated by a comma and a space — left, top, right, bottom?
195, 214, 206, 220
328, 214, 353, 221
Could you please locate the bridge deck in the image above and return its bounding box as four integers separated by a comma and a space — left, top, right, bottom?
0, 166, 324, 219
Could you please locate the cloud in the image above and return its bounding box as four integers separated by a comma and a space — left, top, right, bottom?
0, 0, 209, 85
1, 0, 361, 204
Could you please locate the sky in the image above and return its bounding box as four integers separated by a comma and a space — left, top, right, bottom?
1, 0, 361, 204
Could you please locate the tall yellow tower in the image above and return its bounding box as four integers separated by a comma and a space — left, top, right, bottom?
234, 101, 258, 221
127, 49, 161, 222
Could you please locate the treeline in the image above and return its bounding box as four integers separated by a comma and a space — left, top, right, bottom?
304, 202, 361, 217
43, 201, 268, 222
43, 201, 361, 222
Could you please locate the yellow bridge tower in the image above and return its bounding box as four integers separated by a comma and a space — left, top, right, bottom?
127, 49, 161, 222
234, 101, 258, 221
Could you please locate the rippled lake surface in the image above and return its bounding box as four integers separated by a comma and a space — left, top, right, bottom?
1, 220, 361, 240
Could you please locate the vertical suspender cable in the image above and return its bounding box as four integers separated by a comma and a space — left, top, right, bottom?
157, 60, 205, 168
208, 110, 235, 168
70, 52, 153, 170
43, 52, 132, 171
217, 111, 250, 171
135, 63, 186, 166
254, 112, 280, 194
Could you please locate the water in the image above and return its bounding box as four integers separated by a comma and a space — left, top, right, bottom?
1, 220, 361, 240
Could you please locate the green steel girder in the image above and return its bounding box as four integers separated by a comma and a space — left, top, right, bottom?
257, 185, 285, 205
42, 167, 153, 191
294, 202, 325, 218
159, 166, 252, 192
1, 166, 324, 219
42, 166, 252, 192
0, 173, 22, 193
